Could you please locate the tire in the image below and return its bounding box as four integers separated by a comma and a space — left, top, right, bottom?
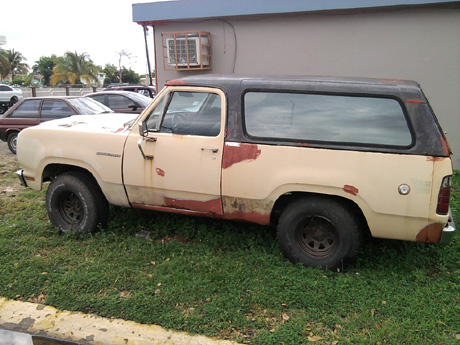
46, 172, 109, 234
277, 197, 362, 270
7, 132, 18, 154
10, 96, 18, 104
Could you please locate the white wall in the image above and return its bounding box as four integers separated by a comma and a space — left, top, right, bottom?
154, 6, 460, 168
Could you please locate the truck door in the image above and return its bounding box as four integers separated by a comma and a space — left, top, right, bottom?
123, 87, 225, 215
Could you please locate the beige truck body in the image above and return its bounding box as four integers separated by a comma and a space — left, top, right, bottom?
16, 75, 455, 268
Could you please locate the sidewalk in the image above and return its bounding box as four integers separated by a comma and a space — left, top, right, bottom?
0, 298, 242, 345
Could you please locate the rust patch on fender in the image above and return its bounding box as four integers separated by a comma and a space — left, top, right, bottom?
416, 223, 443, 243
163, 197, 223, 214
156, 168, 165, 176
222, 196, 273, 225
343, 185, 359, 196
222, 143, 261, 169
426, 156, 445, 162
224, 210, 270, 225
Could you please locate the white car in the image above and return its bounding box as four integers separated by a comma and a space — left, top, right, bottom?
0, 84, 23, 103
0, 85, 23, 114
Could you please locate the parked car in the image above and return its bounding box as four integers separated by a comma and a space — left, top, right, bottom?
85, 91, 152, 114
0, 96, 113, 154
16, 75, 455, 270
104, 84, 156, 98
0, 84, 23, 114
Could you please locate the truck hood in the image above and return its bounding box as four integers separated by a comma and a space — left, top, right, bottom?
35, 113, 139, 133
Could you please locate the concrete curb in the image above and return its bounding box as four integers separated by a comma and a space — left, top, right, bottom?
0, 298, 243, 345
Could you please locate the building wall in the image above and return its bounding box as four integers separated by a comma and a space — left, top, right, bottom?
153, 6, 460, 168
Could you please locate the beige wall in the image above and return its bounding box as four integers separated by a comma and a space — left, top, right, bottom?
153, 6, 460, 168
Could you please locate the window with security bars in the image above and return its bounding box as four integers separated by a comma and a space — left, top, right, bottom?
162, 31, 212, 71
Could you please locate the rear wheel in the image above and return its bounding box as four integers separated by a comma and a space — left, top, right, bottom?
7, 132, 18, 154
277, 197, 362, 270
46, 172, 109, 234
10, 96, 18, 104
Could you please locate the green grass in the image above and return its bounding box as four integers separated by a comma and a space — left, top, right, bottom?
1, 160, 459, 344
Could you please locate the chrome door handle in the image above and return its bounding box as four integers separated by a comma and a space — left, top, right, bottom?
201, 147, 219, 153
138, 138, 153, 160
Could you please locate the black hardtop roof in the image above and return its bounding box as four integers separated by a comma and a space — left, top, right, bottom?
175, 74, 421, 93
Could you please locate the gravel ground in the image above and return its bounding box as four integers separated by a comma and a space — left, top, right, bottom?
0, 140, 11, 156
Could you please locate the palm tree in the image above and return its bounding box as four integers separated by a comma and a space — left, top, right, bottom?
51, 51, 99, 86
3, 49, 29, 81
0, 50, 9, 80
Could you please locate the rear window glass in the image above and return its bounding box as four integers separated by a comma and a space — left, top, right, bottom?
9, 100, 41, 118
244, 92, 412, 147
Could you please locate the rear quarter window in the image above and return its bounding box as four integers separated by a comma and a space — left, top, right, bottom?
243, 92, 413, 147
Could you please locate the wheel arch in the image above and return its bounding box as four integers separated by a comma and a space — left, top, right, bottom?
40, 162, 130, 207
42, 164, 108, 203
270, 191, 371, 237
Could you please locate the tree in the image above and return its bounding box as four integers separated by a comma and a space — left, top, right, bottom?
0, 50, 8, 80
117, 49, 132, 83
0, 49, 29, 81
33, 55, 57, 86
121, 67, 140, 84
51, 51, 99, 86
102, 64, 119, 87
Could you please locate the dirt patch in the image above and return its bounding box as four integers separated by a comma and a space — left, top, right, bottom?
0, 141, 23, 196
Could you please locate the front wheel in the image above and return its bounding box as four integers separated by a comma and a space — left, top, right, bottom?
7, 132, 18, 154
46, 172, 109, 234
277, 197, 362, 270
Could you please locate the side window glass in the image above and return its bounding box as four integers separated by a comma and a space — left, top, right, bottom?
90, 95, 107, 106
107, 94, 132, 109
244, 92, 412, 147
160, 92, 221, 136
9, 100, 41, 118
144, 91, 170, 131
41, 100, 76, 118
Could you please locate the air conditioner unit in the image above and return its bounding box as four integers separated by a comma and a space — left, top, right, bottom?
166, 36, 209, 67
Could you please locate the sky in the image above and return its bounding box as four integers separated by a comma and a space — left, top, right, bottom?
1, 0, 158, 76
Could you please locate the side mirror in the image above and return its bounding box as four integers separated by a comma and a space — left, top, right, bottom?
138, 122, 148, 137
128, 103, 138, 111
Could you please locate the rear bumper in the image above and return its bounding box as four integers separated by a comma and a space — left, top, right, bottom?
439, 209, 456, 244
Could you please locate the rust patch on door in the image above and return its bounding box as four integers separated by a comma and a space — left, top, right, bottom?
343, 185, 359, 196
416, 223, 443, 243
156, 168, 166, 176
163, 196, 223, 214
222, 143, 261, 169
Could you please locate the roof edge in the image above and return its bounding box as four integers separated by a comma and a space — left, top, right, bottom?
132, 0, 460, 23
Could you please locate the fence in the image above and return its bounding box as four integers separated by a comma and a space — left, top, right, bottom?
19, 87, 105, 98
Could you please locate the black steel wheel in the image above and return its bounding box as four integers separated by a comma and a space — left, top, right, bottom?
295, 216, 337, 259
46, 172, 109, 234
277, 197, 362, 270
